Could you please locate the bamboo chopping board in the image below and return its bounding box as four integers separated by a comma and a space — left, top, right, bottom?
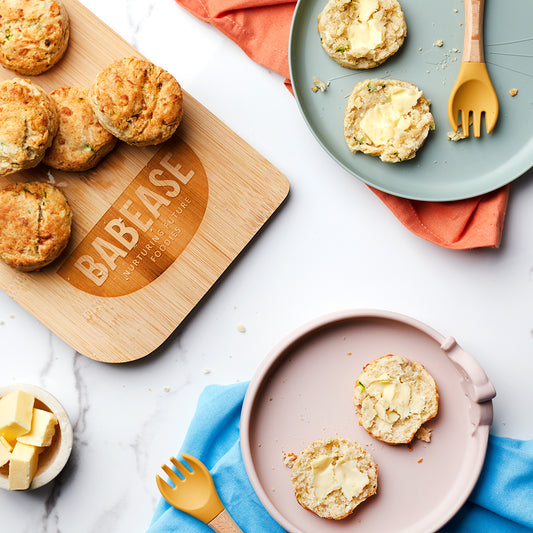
0, 0, 289, 363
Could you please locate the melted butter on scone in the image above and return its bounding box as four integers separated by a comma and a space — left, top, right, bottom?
356, 0, 379, 21
360, 86, 422, 146
347, 0, 383, 55
311, 456, 370, 499
364, 373, 412, 424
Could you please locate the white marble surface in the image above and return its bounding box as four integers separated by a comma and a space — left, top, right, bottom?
1, 0, 533, 531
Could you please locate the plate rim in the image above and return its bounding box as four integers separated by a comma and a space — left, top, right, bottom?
240, 308, 493, 533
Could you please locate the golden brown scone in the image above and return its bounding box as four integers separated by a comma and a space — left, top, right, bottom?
0, 0, 70, 75
43, 86, 117, 171
89, 56, 183, 147
317, 0, 406, 69
0, 78, 59, 176
354, 355, 439, 444
344, 78, 434, 163
0, 181, 72, 271
290, 438, 377, 520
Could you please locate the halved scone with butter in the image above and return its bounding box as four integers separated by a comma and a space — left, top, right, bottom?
354, 355, 438, 444
317, 0, 406, 69
343, 78, 434, 163
289, 438, 377, 520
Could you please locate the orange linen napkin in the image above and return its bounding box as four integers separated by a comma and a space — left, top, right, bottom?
175, 0, 510, 249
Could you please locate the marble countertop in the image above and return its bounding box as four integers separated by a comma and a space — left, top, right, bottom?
2, 0, 533, 531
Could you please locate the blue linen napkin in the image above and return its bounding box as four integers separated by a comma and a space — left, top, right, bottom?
147, 382, 533, 532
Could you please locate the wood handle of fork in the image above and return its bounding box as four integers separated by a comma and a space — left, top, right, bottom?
463, 0, 485, 62
208, 508, 243, 533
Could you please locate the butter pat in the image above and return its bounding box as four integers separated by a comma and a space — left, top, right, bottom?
312, 455, 369, 500
312, 456, 340, 499
335, 460, 370, 499
367, 375, 412, 424
356, 0, 379, 21
9, 442, 39, 490
348, 0, 382, 55
17, 409, 58, 447
360, 87, 422, 146
0, 390, 35, 441
348, 20, 383, 54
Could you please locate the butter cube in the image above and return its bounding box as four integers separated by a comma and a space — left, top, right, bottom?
0, 436, 11, 467
0, 390, 34, 441
0, 435, 13, 452
17, 409, 58, 447
9, 442, 39, 490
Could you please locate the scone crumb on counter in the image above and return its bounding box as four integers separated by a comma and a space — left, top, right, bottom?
202, 368, 212, 375
282, 451, 298, 468
237, 324, 246, 333
509, 88, 518, 97
311, 76, 329, 93
433, 39, 444, 47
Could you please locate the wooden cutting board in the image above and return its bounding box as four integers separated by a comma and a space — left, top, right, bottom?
0, 0, 289, 363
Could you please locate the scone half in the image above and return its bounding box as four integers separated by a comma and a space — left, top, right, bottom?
317, 0, 406, 69
343, 78, 434, 163
353, 354, 439, 444
290, 438, 377, 520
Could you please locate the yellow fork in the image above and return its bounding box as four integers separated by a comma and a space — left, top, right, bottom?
156, 453, 243, 533
447, 0, 499, 137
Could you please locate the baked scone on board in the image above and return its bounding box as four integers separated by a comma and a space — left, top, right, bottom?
353, 355, 438, 444
317, 0, 406, 69
289, 438, 377, 520
0, 78, 59, 176
0, 0, 70, 75
43, 86, 117, 172
343, 78, 434, 163
89, 56, 183, 147
0, 181, 72, 271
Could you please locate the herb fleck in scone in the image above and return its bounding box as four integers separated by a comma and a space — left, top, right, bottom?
0, 182, 72, 271
0, 0, 70, 75
354, 355, 438, 444
290, 438, 377, 520
0, 78, 59, 176
344, 78, 434, 163
317, 0, 406, 69
89, 56, 183, 147
43, 86, 117, 172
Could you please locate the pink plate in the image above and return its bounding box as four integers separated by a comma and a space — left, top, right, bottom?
240, 309, 495, 533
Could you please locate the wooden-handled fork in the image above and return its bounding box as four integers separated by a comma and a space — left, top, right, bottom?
156, 454, 243, 532
447, 0, 499, 137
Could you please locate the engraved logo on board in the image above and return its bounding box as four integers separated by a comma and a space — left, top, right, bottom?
58, 138, 208, 297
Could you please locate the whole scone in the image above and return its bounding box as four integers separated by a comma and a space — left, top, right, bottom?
43, 86, 117, 171
354, 354, 439, 444
0, 0, 70, 75
290, 438, 377, 520
89, 56, 183, 147
0, 78, 59, 176
317, 0, 406, 69
344, 78, 434, 163
0, 181, 72, 271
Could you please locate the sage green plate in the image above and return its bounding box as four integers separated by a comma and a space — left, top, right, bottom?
289, 0, 533, 201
